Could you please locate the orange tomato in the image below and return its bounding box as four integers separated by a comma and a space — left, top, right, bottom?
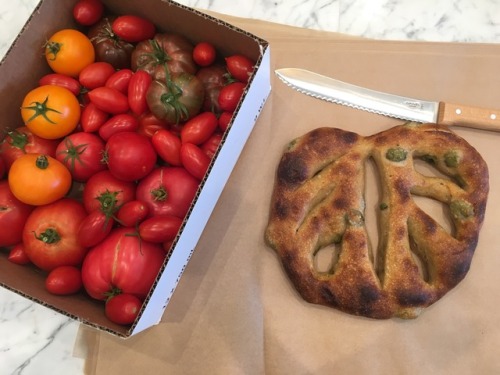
45, 29, 95, 77
8, 153, 72, 206
21, 85, 81, 139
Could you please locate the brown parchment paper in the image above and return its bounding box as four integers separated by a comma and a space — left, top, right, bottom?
78, 12, 500, 375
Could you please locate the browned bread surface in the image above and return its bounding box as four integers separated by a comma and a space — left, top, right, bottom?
265, 123, 489, 319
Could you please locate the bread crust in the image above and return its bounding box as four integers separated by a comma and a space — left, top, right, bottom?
265, 123, 489, 319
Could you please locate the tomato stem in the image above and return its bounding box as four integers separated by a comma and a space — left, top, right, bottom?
35, 155, 49, 170
33, 228, 60, 244
58, 138, 88, 172
151, 186, 168, 201
22, 96, 62, 125
4, 129, 29, 151
45, 41, 62, 61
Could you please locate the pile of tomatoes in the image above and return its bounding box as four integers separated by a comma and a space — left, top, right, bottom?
0, 0, 256, 326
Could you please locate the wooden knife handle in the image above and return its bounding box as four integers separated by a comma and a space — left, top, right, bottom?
437, 102, 500, 132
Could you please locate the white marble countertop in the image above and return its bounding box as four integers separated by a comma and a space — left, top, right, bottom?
1, 0, 499, 374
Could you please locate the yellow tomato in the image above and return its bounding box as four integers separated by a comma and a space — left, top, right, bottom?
21, 85, 81, 140
45, 28, 95, 77
8, 153, 72, 206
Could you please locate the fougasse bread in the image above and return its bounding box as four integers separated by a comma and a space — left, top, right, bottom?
265, 122, 489, 319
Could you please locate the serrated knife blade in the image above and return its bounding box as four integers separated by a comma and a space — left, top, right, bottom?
275, 68, 500, 132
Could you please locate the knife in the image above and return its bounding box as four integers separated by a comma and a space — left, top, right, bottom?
275, 68, 500, 132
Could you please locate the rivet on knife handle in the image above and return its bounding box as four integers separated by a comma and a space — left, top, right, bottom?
438, 102, 500, 131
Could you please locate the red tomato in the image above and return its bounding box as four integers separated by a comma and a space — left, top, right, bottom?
225, 54, 254, 83
80, 102, 109, 132
39, 73, 82, 96
218, 111, 233, 132
98, 113, 139, 141
180, 111, 218, 145
193, 42, 216, 67
128, 70, 152, 116
218, 82, 245, 112
8, 243, 31, 265
105, 68, 134, 94
56, 132, 106, 182
105, 132, 157, 182
73, 0, 104, 26
139, 215, 182, 243
180, 143, 210, 180
136, 111, 169, 138
0, 155, 5, 179
105, 293, 143, 325
0, 126, 59, 170
151, 129, 182, 166
116, 200, 149, 227
136, 167, 199, 218
0, 181, 34, 247
83, 170, 136, 214
78, 210, 114, 248
22, 198, 88, 271
45, 266, 83, 295
81, 227, 165, 300
88, 86, 130, 114
201, 132, 222, 159
78, 61, 116, 89
112, 15, 156, 43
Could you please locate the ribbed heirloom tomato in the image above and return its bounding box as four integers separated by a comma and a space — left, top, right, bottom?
21, 85, 81, 140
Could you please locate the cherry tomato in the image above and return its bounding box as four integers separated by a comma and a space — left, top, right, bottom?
8, 243, 31, 265
218, 111, 233, 132
81, 102, 109, 132
105, 132, 157, 182
55, 132, 106, 182
73, 0, 104, 26
136, 111, 169, 138
218, 82, 245, 113
78, 210, 114, 248
21, 85, 81, 139
139, 215, 183, 243
0, 181, 34, 247
8, 153, 72, 206
105, 293, 143, 325
88, 86, 129, 114
0, 126, 59, 170
112, 15, 156, 43
82, 170, 136, 214
78, 61, 116, 89
23, 198, 88, 271
136, 167, 199, 218
45, 29, 95, 77
201, 133, 223, 159
180, 143, 210, 180
115, 200, 149, 227
193, 42, 216, 67
180, 111, 218, 145
38, 73, 82, 96
45, 266, 83, 295
98, 114, 139, 141
151, 129, 182, 166
128, 70, 152, 116
105, 68, 134, 94
225, 54, 255, 83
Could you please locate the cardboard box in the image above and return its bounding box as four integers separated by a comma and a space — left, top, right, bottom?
0, 0, 271, 337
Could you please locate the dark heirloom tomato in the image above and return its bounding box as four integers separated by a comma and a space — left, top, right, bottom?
136, 166, 199, 219
196, 64, 228, 113
146, 73, 204, 125
0, 181, 33, 247
131, 33, 197, 79
88, 17, 134, 70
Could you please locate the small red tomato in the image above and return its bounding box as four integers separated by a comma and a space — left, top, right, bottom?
225, 54, 254, 83
45, 266, 83, 295
136, 111, 169, 138
73, 0, 104, 26
79, 61, 116, 89
180, 111, 218, 145
105, 69, 134, 94
112, 15, 156, 43
152, 129, 182, 166
8, 243, 31, 265
116, 200, 149, 227
98, 113, 139, 141
218, 111, 233, 132
81, 102, 109, 132
128, 70, 152, 116
218, 82, 245, 112
180, 143, 210, 180
105, 293, 143, 325
201, 133, 223, 159
88, 86, 129, 114
38, 73, 82, 96
78, 210, 114, 248
138, 215, 183, 243
193, 42, 216, 67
